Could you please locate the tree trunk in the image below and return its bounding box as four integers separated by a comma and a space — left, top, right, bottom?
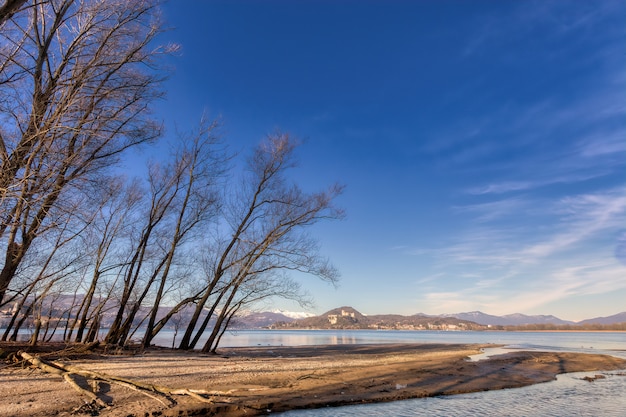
201, 285, 239, 353
29, 319, 41, 346
211, 310, 238, 354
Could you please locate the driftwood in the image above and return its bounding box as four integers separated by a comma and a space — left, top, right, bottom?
17, 350, 216, 411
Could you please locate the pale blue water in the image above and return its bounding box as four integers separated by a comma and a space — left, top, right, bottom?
151, 329, 626, 355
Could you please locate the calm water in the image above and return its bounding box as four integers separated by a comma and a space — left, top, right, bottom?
151, 329, 626, 355
151, 329, 624, 417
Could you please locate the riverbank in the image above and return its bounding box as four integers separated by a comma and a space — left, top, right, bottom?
2, 343, 625, 417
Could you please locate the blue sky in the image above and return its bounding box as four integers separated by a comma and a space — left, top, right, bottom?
151, 0, 625, 321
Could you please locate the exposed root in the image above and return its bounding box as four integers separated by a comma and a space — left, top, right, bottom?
17, 350, 216, 411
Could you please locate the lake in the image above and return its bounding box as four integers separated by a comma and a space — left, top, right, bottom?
152, 329, 626, 417
151, 328, 625, 355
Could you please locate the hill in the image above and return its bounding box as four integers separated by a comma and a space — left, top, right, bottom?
577, 312, 626, 326
270, 306, 487, 330
444, 311, 575, 326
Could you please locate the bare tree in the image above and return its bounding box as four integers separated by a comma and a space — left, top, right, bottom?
0, 0, 28, 27
102, 163, 182, 346
65, 178, 142, 343
0, 0, 173, 304
104, 120, 223, 347
206, 273, 306, 353
140, 119, 224, 347
1, 190, 89, 342
179, 133, 344, 351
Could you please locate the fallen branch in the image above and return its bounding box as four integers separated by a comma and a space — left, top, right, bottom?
17, 351, 216, 410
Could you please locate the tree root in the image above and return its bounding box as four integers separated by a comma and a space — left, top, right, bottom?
17, 351, 216, 411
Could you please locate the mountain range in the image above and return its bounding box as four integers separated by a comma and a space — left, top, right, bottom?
237, 307, 626, 329
2, 295, 624, 330
435, 311, 626, 326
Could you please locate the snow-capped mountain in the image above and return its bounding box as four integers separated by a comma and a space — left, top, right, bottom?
271, 309, 317, 319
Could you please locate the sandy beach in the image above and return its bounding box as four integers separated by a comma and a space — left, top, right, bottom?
1, 342, 625, 417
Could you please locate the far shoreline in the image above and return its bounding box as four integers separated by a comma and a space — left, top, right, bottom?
258, 327, 625, 332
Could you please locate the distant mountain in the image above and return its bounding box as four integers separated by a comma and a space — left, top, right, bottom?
442, 311, 626, 326
504, 313, 574, 326
444, 311, 575, 326
441, 311, 506, 326
271, 309, 316, 319
271, 306, 487, 331
272, 308, 626, 330
577, 312, 626, 326
230, 311, 296, 329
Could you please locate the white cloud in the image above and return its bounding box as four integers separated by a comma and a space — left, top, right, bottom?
469, 171, 616, 196
418, 257, 626, 317
414, 187, 626, 316
452, 196, 527, 222
468, 182, 532, 195
578, 131, 626, 158
520, 190, 626, 259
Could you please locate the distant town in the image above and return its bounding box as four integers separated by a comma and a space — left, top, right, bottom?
266, 306, 626, 332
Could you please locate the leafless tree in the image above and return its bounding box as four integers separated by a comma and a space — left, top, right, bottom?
64, 178, 142, 343
1, 191, 89, 341
206, 273, 306, 353
104, 119, 223, 347
0, 0, 28, 27
178, 133, 344, 351
139, 119, 226, 347
2, 2, 344, 351
0, 0, 173, 305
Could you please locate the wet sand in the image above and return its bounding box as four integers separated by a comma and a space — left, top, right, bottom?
1, 343, 625, 417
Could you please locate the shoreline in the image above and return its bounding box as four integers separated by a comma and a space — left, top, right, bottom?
2, 342, 625, 417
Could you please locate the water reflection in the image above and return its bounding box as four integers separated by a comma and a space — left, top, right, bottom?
467, 346, 521, 361
329, 334, 357, 344
151, 329, 626, 357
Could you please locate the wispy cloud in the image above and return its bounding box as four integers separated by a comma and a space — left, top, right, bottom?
429, 0, 626, 194
577, 130, 626, 158
462, 0, 624, 59
463, 93, 625, 194
468, 182, 533, 196
520, 189, 626, 259
453, 197, 528, 222
444, 187, 626, 263
419, 258, 626, 317
414, 187, 626, 316
468, 172, 613, 196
